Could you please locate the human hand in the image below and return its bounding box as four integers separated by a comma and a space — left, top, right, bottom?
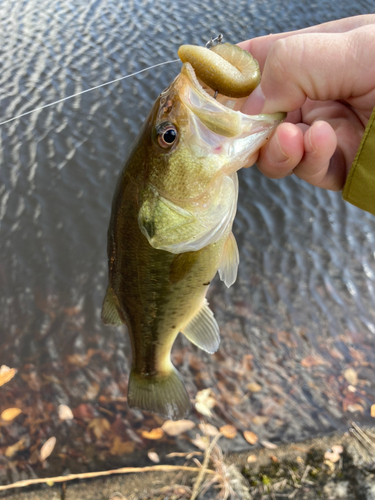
240, 15, 375, 190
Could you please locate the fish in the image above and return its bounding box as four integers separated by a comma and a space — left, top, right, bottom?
101, 41, 285, 420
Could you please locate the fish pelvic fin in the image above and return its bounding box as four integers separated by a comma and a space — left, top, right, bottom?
101, 286, 124, 326
128, 367, 191, 420
182, 299, 220, 354
218, 231, 239, 288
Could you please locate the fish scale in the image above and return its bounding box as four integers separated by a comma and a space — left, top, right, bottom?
102, 43, 284, 419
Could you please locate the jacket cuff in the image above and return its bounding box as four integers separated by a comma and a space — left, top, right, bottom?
342, 106, 375, 215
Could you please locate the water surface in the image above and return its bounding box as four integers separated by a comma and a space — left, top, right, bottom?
1, 0, 375, 485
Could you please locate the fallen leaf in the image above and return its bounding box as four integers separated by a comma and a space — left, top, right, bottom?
247, 454, 257, 463
324, 459, 336, 472
348, 347, 366, 363
220, 425, 237, 439
246, 382, 262, 392
58, 404, 74, 420
324, 451, 340, 463
1, 407, 22, 421
141, 428, 164, 440
148, 451, 160, 463
296, 456, 304, 464
88, 418, 111, 439
0, 366, 17, 387
277, 330, 298, 348
252, 416, 269, 426
191, 433, 209, 450
84, 382, 100, 400
161, 419, 195, 436
5, 438, 27, 458
332, 445, 343, 455
371, 405, 375, 418
344, 368, 358, 386
64, 305, 83, 316
195, 402, 212, 417
110, 437, 135, 455
72, 404, 95, 420
195, 389, 216, 417
301, 355, 326, 368
40, 437, 56, 461
198, 423, 219, 437
342, 392, 363, 412
261, 440, 278, 450
244, 431, 258, 445
20, 371, 41, 391
270, 455, 279, 463
67, 354, 89, 367
347, 404, 364, 413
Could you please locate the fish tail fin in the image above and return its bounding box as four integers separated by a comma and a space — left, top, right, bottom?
128, 367, 191, 420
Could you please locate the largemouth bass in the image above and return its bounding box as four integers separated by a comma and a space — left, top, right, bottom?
102, 42, 284, 420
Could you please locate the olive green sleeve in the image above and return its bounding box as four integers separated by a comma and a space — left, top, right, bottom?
342, 106, 375, 214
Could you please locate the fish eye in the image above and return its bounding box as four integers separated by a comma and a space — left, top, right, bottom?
157, 123, 178, 149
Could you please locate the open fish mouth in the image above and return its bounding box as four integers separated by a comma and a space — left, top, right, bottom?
176, 62, 285, 173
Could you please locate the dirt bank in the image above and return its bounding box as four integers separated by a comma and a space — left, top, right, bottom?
2, 423, 375, 500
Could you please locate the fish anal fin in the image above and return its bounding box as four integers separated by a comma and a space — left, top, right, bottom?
128, 367, 191, 420
169, 250, 201, 284
182, 299, 220, 354
101, 287, 124, 326
218, 232, 239, 288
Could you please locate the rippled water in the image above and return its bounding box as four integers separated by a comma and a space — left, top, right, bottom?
1, 0, 375, 486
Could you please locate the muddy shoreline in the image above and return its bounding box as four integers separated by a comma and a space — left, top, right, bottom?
3, 423, 375, 500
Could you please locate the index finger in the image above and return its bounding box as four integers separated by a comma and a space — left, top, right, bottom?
237, 14, 375, 70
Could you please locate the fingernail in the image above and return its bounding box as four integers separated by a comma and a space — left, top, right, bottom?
241, 85, 265, 115
267, 131, 289, 163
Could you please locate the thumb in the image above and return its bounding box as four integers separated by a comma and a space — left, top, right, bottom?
242, 27, 374, 115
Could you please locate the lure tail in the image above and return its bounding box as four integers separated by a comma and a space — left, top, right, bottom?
127, 367, 191, 420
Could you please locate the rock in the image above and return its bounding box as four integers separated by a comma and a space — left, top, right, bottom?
362, 475, 375, 500
323, 481, 349, 499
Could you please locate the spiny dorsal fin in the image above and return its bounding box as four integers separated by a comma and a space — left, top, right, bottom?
218, 232, 239, 288
182, 299, 220, 354
101, 287, 124, 326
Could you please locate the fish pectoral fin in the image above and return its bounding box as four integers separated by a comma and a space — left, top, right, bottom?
128, 367, 191, 420
182, 299, 220, 354
169, 250, 202, 284
101, 287, 124, 326
218, 232, 239, 288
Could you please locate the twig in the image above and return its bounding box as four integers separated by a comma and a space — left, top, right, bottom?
300, 465, 311, 483
167, 452, 203, 459
288, 468, 301, 489
288, 488, 299, 499
350, 422, 375, 453
272, 478, 287, 491
151, 484, 192, 498
190, 433, 222, 500
0, 465, 215, 492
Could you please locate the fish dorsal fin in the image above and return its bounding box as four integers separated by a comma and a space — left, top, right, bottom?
218, 232, 239, 288
101, 287, 124, 326
182, 299, 220, 354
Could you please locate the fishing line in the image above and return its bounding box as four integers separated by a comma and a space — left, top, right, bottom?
0, 59, 180, 127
